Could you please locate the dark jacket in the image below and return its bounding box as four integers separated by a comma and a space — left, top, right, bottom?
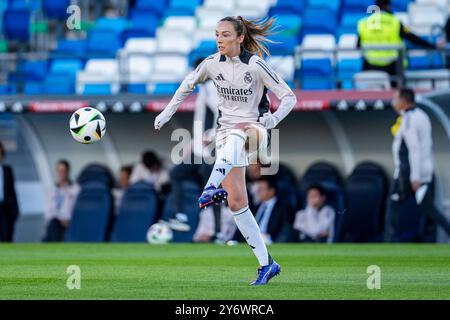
0, 165, 19, 242
0, 165, 19, 219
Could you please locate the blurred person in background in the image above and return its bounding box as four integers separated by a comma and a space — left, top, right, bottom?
112, 165, 132, 215
130, 150, 170, 220
0, 141, 19, 242
252, 175, 289, 244
357, 0, 437, 86
129, 150, 170, 193
42, 160, 76, 242
194, 204, 236, 243
387, 88, 450, 239
293, 184, 335, 243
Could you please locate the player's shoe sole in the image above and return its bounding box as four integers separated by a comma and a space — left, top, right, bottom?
199, 189, 228, 209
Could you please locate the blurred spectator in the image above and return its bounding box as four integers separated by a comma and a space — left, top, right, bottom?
293, 184, 335, 243
357, 0, 437, 85
194, 204, 236, 243
0, 141, 19, 242
129, 150, 170, 193
387, 88, 450, 240
252, 175, 289, 244
43, 160, 76, 242
112, 165, 132, 214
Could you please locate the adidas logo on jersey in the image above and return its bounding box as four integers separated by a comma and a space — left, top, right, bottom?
215, 73, 225, 81
216, 168, 226, 175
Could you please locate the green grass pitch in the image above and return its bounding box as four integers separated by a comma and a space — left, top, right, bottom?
0, 243, 449, 300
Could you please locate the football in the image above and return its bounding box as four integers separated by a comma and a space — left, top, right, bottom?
147, 222, 173, 244
69, 107, 106, 144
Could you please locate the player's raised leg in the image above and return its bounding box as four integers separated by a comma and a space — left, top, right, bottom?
198, 129, 247, 209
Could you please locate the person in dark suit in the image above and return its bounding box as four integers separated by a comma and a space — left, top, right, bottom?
251, 175, 290, 244
0, 141, 19, 242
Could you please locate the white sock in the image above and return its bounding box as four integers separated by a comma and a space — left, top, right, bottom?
204, 131, 246, 189
231, 206, 269, 266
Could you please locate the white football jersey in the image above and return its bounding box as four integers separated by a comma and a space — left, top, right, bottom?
164, 48, 296, 131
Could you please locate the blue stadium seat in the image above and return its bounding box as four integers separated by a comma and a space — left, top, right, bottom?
307, 0, 341, 13
126, 83, 147, 94
269, 0, 306, 16
302, 8, 337, 35
43, 0, 71, 19
302, 58, 334, 77
54, 39, 87, 55
23, 82, 44, 94
337, 58, 362, 89
50, 59, 83, 77
408, 53, 443, 70
82, 84, 113, 95
161, 180, 201, 242
87, 30, 122, 57
126, 11, 160, 38
0, 84, 16, 94
151, 83, 180, 95
9, 0, 40, 10
342, 0, 373, 13
134, 0, 167, 17
65, 181, 114, 242
338, 13, 365, 36
2, 9, 30, 41
392, 0, 411, 12
44, 74, 75, 94
301, 78, 336, 90
165, 0, 201, 16
77, 163, 115, 189
189, 40, 217, 65
18, 60, 48, 81
111, 182, 158, 242
276, 14, 302, 38
335, 162, 388, 242
94, 17, 128, 35
300, 58, 335, 89
267, 36, 297, 55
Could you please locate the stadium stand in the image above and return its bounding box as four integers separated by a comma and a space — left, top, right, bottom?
1, 0, 448, 94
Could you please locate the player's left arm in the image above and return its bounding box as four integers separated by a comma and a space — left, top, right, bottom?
253, 57, 297, 129
403, 113, 422, 190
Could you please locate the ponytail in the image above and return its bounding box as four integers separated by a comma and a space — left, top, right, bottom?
219, 16, 277, 58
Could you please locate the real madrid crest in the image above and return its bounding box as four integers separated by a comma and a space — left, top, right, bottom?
244, 71, 252, 84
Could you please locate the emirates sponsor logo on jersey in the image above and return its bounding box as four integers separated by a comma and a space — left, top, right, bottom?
213, 82, 253, 103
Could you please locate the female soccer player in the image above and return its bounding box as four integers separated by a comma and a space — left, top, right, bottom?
154, 16, 297, 285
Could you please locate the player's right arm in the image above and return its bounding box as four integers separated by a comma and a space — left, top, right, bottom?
154, 56, 212, 130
